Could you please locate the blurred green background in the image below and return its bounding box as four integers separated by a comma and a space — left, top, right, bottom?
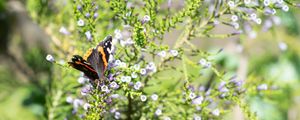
1, 0, 300, 120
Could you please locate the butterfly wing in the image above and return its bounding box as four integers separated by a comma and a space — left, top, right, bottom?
85, 36, 112, 79
68, 55, 99, 80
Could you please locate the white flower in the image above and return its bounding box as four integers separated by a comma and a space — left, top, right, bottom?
125, 76, 131, 82
134, 81, 142, 90
110, 82, 118, 89
115, 32, 123, 40
140, 68, 147, 75
277, 0, 283, 4
142, 15, 151, 23
133, 64, 140, 71
194, 115, 201, 120
155, 109, 162, 116
73, 99, 84, 109
114, 112, 121, 119
264, 0, 270, 6
164, 117, 171, 120
257, 84, 268, 90
46, 54, 55, 62
146, 62, 156, 72
248, 31, 257, 39
151, 94, 158, 101
85, 31, 92, 40
140, 95, 147, 101
83, 103, 91, 110
255, 18, 262, 24
66, 96, 73, 103
271, 9, 277, 15
231, 15, 238, 22
212, 109, 220, 116
101, 85, 109, 92
227, 1, 235, 8
121, 76, 127, 82
114, 60, 121, 66
278, 41, 287, 51
77, 19, 85, 26
131, 72, 138, 78
250, 13, 257, 20
244, 0, 251, 4
158, 51, 167, 58
192, 96, 203, 105
169, 50, 178, 56
77, 76, 87, 84
189, 92, 196, 99
232, 22, 239, 29
282, 5, 289, 12
198, 59, 207, 66
59, 26, 69, 35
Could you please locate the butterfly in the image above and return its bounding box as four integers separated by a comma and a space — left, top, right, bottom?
68, 36, 113, 81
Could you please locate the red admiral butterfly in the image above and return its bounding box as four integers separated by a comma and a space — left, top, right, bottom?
68, 36, 112, 81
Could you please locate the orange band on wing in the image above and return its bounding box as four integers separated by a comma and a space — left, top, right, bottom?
83, 48, 93, 61
97, 46, 108, 67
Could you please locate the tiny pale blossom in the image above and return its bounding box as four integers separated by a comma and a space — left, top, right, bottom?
140, 95, 147, 101
77, 77, 87, 84
278, 41, 287, 51
227, 1, 235, 8
131, 72, 138, 78
232, 22, 239, 29
250, 13, 257, 20
272, 9, 277, 15
231, 15, 238, 22
59, 26, 70, 35
146, 62, 156, 72
263, 0, 270, 6
189, 92, 196, 99
194, 115, 201, 120
83, 103, 91, 110
169, 50, 178, 56
46, 54, 55, 62
282, 5, 289, 12
121, 76, 127, 82
66, 96, 73, 103
133, 64, 140, 70
73, 99, 84, 109
255, 18, 262, 24
114, 112, 121, 119
164, 117, 171, 120
140, 68, 147, 75
85, 31, 92, 41
158, 51, 167, 58
77, 19, 85, 26
199, 59, 207, 66
110, 82, 119, 89
192, 96, 203, 105
93, 13, 99, 19
244, 0, 251, 4
155, 109, 162, 116
125, 76, 131, 83
101, 85, 109, 92
151, 94, 158, 101
277, 0, 283, 4
212, 109, 220, 116
142, 15, 151, 23
114, 60, 121, 66
257, 84, 268, 90
134, 81, 142, 90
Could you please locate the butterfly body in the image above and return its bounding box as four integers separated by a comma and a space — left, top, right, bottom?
68, 36, 112, 81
